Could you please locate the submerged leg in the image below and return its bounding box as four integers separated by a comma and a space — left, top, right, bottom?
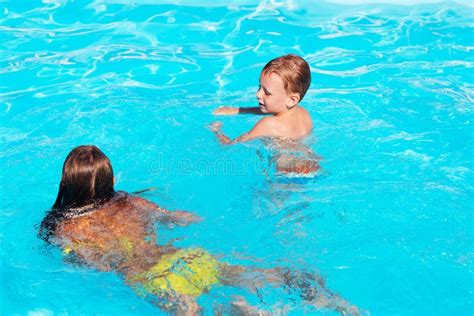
280, 269, 361, 316
126, 275, 202, 315
230, 296, 271, 316
176, 295, 200, 316
219, 264, 361, 315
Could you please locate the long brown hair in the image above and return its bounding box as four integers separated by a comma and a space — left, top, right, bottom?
53, 145, 115, 209
39, 145, 115, 242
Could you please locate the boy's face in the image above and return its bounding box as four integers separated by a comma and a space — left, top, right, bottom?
256, 72, 299, 115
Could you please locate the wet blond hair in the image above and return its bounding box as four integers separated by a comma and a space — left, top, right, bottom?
262, 54, 311, 101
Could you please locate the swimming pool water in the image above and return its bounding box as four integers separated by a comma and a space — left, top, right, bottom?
1, 1, 473, 315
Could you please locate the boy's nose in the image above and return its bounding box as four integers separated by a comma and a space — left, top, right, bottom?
256, 87, 263, 99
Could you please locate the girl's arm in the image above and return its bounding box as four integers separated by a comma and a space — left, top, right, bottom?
132, 196, 201, 226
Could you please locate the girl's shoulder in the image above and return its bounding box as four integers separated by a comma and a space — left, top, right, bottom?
56, 192, 160, 227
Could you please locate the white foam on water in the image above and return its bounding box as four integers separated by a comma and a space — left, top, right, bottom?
321, 0, 472, 6
27, 309, 54, 316
83, 0, 473, 7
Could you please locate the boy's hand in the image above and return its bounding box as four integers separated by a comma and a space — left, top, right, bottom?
209, 121, 223, 132
213, 106, 239, 115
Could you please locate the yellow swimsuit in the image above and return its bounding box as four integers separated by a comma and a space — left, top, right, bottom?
64, 241, 220, 297
63, 237, 134, 259
132, 248, 220, 297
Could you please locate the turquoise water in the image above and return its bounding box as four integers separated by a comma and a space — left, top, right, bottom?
1, 1, 473, 315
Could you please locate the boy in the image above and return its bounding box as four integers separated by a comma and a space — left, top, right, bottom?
210, 54, 313, 144
210, 54, 318, 174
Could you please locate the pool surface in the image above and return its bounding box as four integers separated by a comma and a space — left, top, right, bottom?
1, 0, 473, 315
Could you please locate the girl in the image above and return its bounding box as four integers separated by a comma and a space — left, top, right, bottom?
39, 145, 359, 315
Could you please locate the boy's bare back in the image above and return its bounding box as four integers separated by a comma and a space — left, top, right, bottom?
254, 105, 313, 140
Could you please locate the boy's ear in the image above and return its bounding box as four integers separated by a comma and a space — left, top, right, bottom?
286, 93, 300, 109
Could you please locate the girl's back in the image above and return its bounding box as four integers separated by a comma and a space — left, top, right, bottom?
55, 195, 168, 274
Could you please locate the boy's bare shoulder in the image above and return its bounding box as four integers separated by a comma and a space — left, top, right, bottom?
295, 105, 312, 119
276, 106, 313, 138
257, 115, 279, 126
297, 106, 313, 127
249, 116, 280, 137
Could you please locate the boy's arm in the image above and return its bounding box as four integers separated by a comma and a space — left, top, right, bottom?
210, 118, 273, 145
213, 106, 267, 116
